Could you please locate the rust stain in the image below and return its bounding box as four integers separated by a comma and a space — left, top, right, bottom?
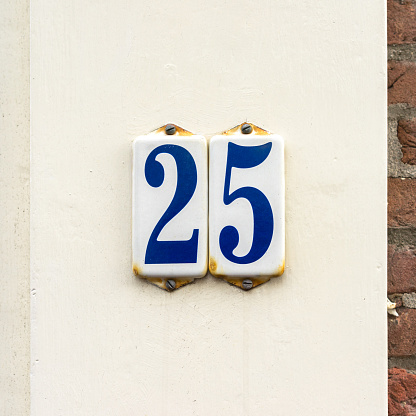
145, 277, 164, 290
174, 125, 193, 136
166, 279, 194, 291
273, 259, 285, 276
221, 276, 271, 290
252, 124, 270, 135
222, 124, 241, 135
209, 258, 276, 289
133, 262, 197, 291
155, 124, 193, 136
209, 257, 217, 273
132, 264, 141, 276
222, 122, 270, 136
207, 256, 284, 289
137, 275, 195, 292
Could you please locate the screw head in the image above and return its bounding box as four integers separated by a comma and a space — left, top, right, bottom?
241, 123, 253, 134
166, 279, 176, 290
242, 279, 253, 290
165, 124, 176, 135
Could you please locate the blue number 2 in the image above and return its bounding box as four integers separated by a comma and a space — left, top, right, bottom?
219, 142, 274, 264
144, 144, 198, 264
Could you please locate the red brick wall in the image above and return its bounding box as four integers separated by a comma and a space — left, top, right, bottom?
388, 1, 416, 414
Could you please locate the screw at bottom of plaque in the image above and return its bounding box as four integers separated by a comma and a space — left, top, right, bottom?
166, 279, 176, 291
242, 279, 253, 290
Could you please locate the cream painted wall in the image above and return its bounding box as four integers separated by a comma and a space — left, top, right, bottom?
30, 1, 387, 415
0, 0, 30, 414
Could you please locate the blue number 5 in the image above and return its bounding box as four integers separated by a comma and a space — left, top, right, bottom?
219, 142, 274, 264
145, 144, 198, 264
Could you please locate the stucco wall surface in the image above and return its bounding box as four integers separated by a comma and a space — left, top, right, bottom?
30, 1, 387, 415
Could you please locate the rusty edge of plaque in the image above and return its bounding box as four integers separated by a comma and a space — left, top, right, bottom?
133, 263, 195, 292
208, 257, 285, 290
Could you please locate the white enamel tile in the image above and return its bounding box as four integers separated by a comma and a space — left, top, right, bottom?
132, 127, 208, 281
209, 129, 285, 279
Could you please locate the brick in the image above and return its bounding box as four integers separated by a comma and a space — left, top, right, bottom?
389, 245, 416, 294
398, 119, 416, 165
388, 0, 416, 45
388, 178, 416, 227
389, 368, 416, 415
389, 61, 416, 106
389, 308, 416, 356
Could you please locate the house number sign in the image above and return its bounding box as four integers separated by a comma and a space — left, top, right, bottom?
132, 123, 284, 291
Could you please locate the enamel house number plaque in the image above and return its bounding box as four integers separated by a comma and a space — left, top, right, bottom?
209, 123, 285, 290
132, 124, 208, 291
132, 122, 284, 291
